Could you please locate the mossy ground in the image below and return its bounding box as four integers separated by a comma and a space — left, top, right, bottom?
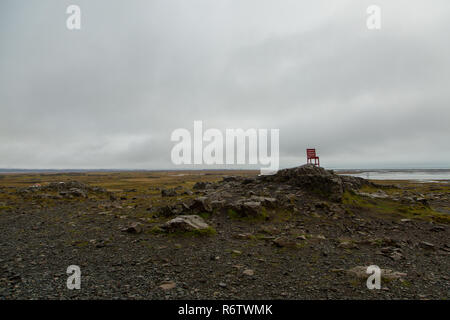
342, 189, 450, 224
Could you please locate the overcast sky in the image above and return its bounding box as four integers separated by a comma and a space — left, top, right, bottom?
1, 0, 449, 170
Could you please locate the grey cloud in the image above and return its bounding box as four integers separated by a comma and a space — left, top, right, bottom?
0, 0, 449, 169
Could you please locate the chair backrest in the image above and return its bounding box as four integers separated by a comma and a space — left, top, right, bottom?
306, 148, 317, 158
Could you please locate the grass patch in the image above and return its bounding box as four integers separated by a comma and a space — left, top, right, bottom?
197, 211, 212, 220
227, 209, 240, 220
148, 226, 165, 234
343, 191, 450, 224
72, 240, 90, 247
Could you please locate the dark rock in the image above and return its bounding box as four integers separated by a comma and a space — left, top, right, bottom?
189, 197, 212, 213
159, 204, 187, 217
121, 222, 143, 234
222, 176, 238, 182
193, 182, 210, 190
241, 201, 262, 216
261, 164, 345, 202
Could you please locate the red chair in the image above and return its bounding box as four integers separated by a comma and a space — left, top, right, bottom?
306, 148, 320, 167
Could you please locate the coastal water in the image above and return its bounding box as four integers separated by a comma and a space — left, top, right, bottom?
338, 170, 450, 182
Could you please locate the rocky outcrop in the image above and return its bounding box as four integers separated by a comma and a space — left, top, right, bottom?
18, 180, 108, 198
261, 164, 373, 202
261, 165, 344, 201
154, 164, 375, 217
189, 197, 212, 213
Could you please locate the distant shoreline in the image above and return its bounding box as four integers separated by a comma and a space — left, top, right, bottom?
1, 168, 450, 182
1, 168, 450, 174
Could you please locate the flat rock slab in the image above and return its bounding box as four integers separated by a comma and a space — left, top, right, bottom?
162, 215, 210, 232
159, 281, 176, 290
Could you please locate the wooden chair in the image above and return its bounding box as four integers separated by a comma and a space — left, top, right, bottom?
306, 148, 320, 167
